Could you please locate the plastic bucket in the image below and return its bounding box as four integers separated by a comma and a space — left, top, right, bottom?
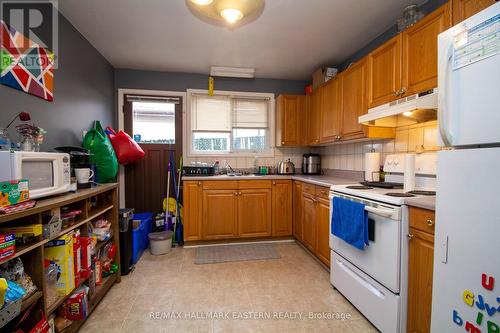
148, 231, 173, 255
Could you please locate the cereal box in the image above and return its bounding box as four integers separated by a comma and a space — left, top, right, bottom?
44, 233, 75, 296
0, 180, 29, 207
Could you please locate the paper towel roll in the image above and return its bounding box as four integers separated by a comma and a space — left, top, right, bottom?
404, 154, 416, 192
364, 152, 380, 182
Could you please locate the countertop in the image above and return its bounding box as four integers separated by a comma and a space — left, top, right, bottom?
182, 174, 358, 188
404, 196, 436, 211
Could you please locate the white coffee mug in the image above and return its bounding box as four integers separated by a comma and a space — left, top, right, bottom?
75, 168, 94, 184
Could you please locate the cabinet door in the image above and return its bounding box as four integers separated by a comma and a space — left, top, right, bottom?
238, 189, 272, 238
452, 0, 497, 25
301, 192, 317, 252
308, 87, 322, 145
276, 95, 302, 147
272, 180, 292, 236
292, 181, 303, 242
316, 198, 331, 266
340, 59, 368, 140
407, 227, 435, 333
183, 181, 202, 241
367, 35, 402, 108
402, 2, 451, 96
320, 77, 341, 143
202, 190, 238, 240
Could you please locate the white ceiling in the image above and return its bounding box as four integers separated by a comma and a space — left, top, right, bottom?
59, 0, 426, 80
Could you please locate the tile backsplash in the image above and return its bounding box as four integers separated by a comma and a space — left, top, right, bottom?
185, 147, 314, 171
185, 120, 439, 173
318, 120, 440, 172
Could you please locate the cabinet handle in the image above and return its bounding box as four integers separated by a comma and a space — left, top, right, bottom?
315, 139, 319, 143
197, 182, 201, 186
272, 181, 276, 185
426, 219, 434, 226
234, 192, 238, 196
400, 87, 407, 96
394, 90, 400, 96
407, 233, 414, 240
239, 192, 242, 196
321, 191, 328, 195
281, 141, 285, 145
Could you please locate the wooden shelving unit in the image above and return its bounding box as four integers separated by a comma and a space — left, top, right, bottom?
0, 184, 120, 332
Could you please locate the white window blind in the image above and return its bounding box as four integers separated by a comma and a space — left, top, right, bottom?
232, 98, 269, 129
192, 95, 231, 131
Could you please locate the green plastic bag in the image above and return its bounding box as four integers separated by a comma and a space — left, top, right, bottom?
83, 121, 118, 183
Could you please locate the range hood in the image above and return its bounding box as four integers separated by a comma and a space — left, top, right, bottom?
359, 88, 437, 127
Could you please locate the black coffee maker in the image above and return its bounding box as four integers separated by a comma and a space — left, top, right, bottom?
54, 146, 93, 188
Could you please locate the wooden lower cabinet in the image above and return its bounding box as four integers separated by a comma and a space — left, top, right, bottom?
407, 207, 435, 333
272, 180, 293, 236
238, 189, 272, 238
202, 189, 238, 240
301, 192, 317, 252
183, 180, 291, 241
316, 197, 331, 266
183, 181, 202, 241
297, 183, 331, 266
292, 181, 303, 241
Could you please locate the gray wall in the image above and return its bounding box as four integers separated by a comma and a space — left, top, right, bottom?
337, 0, 449, 70
115, 69, 307, 96
0, 14, 114, 150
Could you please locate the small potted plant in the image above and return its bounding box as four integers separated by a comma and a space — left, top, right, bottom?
1, 112, 31, 151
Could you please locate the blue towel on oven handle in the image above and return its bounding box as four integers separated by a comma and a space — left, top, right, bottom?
331, 196, 369, 250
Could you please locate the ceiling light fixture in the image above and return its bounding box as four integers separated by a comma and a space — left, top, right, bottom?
190, 0, 213, 5
403, 111, 414, 117
186, 0, 265, 27
220, 8, 243, 24
210, 66, 255, 78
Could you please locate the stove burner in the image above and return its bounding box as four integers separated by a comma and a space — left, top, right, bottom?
407, 190, 436, 196
360, 181, 403, 189
346, 185, 373, 190
385, 192, 416, 197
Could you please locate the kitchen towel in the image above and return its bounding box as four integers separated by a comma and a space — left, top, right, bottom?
331, 197, 369, 250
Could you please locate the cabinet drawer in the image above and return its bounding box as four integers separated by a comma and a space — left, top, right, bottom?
315, 185, 330, 201
302, 182, 316, 195
238, 180, 272, 189
202, 181, 238, 190
409, 207, 435, 235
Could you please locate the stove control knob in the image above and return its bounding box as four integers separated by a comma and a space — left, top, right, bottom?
394, 159, 399, 165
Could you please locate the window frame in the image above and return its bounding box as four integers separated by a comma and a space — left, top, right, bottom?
186, 89, 275, 158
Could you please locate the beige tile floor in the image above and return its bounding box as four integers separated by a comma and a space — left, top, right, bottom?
80, 242, 378, 332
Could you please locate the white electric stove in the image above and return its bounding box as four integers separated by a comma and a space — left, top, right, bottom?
329, 153, 437, 333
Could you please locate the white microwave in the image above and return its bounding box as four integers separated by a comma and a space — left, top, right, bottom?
0, 151, 71, 199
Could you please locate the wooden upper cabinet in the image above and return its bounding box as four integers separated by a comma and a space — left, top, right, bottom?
367, 35, 402, 108
340, 58, 368, 140
238, 189, 272, 238
272, 180, 293, 237
320, 76, 341, 143
402, 2, 452, 96
202, 189, 238, 240
183, 181, 202, 241
452, 0, 497, 24
308, 87, 322, 145
276, 95, 305, 147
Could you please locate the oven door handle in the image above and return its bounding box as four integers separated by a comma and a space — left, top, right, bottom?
364, 206, 394, 218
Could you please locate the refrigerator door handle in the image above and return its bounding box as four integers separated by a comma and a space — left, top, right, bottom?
438, 43, 454, 147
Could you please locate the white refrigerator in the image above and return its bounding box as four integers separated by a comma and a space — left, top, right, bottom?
432, 3, 500, 333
